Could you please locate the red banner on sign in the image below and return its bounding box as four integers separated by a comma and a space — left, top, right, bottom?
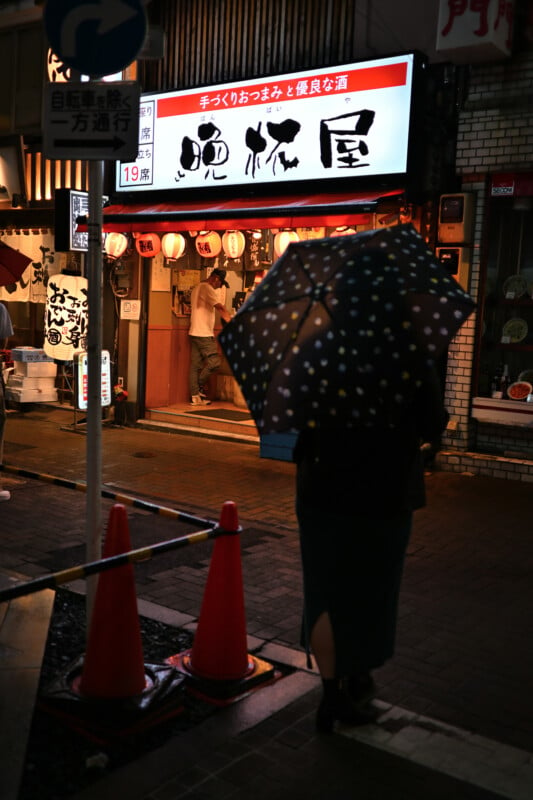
157, 62, 408, 118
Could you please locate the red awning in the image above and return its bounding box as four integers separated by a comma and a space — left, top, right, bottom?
83, 189, 404, 233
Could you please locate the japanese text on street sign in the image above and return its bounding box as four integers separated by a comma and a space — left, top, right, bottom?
43, 81, 140, 161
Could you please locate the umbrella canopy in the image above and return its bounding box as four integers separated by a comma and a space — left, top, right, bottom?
0, 241, 32, 287
219, 224, 475, 434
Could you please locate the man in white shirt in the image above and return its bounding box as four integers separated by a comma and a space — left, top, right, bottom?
0, 303, 14, 501
188, 268, 231, 405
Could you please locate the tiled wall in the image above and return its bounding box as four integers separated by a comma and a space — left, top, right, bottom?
439, 52, 533, 481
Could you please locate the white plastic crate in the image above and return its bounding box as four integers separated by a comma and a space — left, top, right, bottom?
7, 374, 57, 390
6, 387, 58, 403
13, 361, 57, 378
10, 347, 54, 363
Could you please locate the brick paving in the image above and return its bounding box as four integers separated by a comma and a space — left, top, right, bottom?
1, 405, 533, 799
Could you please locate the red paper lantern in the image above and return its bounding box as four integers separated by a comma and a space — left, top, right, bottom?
135, 232, 161, 257
104, 232, 128, 259
161, 232, 186, 260
222, 230, 246, 259
195, 231, 222, 257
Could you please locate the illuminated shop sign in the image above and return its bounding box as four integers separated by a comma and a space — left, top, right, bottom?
436, 0, 514, 63
55, 189, 109, 252
75, 350, 112, 410
116, 53, 417, 194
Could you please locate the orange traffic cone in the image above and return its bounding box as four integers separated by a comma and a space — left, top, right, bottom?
166, 501, 275, 701
76, 504, 146, 698
187, 501, 253, 681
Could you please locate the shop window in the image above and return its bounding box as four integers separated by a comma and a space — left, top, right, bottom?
477, 197, 533, 397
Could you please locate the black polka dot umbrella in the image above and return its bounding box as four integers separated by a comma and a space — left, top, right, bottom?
218, 224, 475, 434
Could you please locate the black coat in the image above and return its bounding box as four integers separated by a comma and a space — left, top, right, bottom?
294, 368, 448, 515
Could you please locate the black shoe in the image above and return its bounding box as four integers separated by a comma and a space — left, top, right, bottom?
344, 672, 377, 705
316, 688, 379, 734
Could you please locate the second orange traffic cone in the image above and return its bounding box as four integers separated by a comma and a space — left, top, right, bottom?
187, 500, 253, 681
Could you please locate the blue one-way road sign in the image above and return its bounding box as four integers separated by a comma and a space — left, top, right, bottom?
43, 0, 147, 78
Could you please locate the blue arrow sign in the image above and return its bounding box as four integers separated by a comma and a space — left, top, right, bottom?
44, 0, 147, 78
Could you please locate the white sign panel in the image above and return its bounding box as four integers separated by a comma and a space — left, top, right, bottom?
436, 0, 514, 62
75, 350, 112, 409
120, 299, 141, 320
116, 54, 415, 193
43, 81, 140, 161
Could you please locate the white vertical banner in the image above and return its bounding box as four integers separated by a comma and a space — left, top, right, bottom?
0, 232, 62, 303
43, 273, 88, 360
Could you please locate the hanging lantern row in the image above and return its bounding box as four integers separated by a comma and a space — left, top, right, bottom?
105, 226, 355, 263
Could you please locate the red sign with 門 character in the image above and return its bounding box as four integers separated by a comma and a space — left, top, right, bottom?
436, 0, 514, 62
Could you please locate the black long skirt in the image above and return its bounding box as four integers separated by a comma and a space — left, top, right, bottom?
296, 502, 412, 677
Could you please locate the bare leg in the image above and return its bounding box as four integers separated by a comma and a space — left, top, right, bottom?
312, 610, 379, 733
310, 611, 336, 678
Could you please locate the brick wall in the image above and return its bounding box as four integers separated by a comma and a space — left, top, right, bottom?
456, 53, 533, 175
439, 51, 533, 481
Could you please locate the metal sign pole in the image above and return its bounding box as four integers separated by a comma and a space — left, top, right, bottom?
86, 159, 104, 627
42, 0, 146, 637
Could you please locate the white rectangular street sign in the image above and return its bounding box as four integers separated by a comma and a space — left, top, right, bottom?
43, 81, 140, 161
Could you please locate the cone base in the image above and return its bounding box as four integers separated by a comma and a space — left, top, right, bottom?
167, 649, 277, 705
40, 656, 186, 743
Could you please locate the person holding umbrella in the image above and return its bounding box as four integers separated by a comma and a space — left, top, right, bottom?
219, 224, 474, 733
293, 363, 448, 731
0, 302, 14, 501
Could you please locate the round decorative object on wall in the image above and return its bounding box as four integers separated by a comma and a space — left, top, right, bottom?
222, 230, 246, 259
274, 230, 299, 259
195, 230, 222, 257
161, 232, 186, 260
135, 232, 161, 257
104, 232, 128, 260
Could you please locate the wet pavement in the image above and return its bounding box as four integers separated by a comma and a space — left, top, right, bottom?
1, 404, 533, 799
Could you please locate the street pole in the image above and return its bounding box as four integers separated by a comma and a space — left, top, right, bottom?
86, 159, 104, 628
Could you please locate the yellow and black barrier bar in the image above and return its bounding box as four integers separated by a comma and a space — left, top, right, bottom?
1, 463, 215, 528
0, 524, 241, 604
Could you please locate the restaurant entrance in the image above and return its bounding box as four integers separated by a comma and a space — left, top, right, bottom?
116, 198, 415, 439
